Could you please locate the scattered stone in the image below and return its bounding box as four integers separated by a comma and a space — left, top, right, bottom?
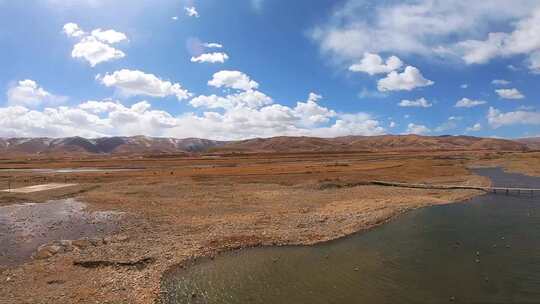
33, 244, 64, 260
450, 296, 456, 301
72, 238, 93, 249
475, 259, 480, 263
354, 267, 359, 271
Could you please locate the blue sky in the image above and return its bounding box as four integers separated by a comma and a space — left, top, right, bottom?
1, 0, 539, 139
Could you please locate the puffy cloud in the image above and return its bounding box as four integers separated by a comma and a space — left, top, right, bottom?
71, 36, 125, 67
406, 123, 431, 135
377, 66, 434, 92
63, 23, 127, 67
495, 88, 525, 100
190, 90, 273, 110
293, 93, 336, 126
59, 101, 370, 140
208, 70, 259, 91
456, 7, 540, 68
487, 107, 540, 128
185, 6, 199, 18
466, 123, 482, 132
0, 71, 387, 139
0, 101, 181, 138
492, 79, 511, 86
312, 1, 540, 70
460, 84, 469, 89
63, 22, 85, 37
90, 29, 127, 44
191, 52, 229, 64
349, 53, 403, 75
7, 79, 67, 108
98, 69, 191, 100
398, 97, 432, 108
455, 97, 487, 108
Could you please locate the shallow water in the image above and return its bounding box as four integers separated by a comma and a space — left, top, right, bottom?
0, 198, 122, 266
162, 168, 540, 304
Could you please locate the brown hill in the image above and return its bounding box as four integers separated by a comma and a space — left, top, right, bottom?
214, 135, 528, 153
517, 137, 540, 150
0, 136, 225, 156
0, 135, 528, 156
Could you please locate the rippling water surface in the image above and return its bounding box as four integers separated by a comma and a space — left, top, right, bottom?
162, 168, 540, 304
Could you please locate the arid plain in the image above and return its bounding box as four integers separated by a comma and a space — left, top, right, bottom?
0, 144, 539, 303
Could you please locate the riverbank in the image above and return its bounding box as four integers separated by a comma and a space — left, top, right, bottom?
0, 151, 499, 303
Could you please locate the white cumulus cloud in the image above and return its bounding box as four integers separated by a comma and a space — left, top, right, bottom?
208, 70, 259, 91
312, 1, 540, 72
377, 66, 434, 92
7, 79, 67, 108
349, 53, 403, 75
495, 88, 525, 100
398, 97, 432, 108
98, 69, 192, 100
63, 23, 127, 67
488, 107, 540, 128
191, 52, 229, 64
63, 22, 85, 37
90, 28, 127, 44
455, 98, 487, 108
0, 71, 389, 139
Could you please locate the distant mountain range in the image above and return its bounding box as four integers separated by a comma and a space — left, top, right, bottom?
0, 135, 533, 156
516, 137, 540, 150
0, 136, 224, 156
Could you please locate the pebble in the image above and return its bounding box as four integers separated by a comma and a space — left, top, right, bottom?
450, 296, 456, 301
